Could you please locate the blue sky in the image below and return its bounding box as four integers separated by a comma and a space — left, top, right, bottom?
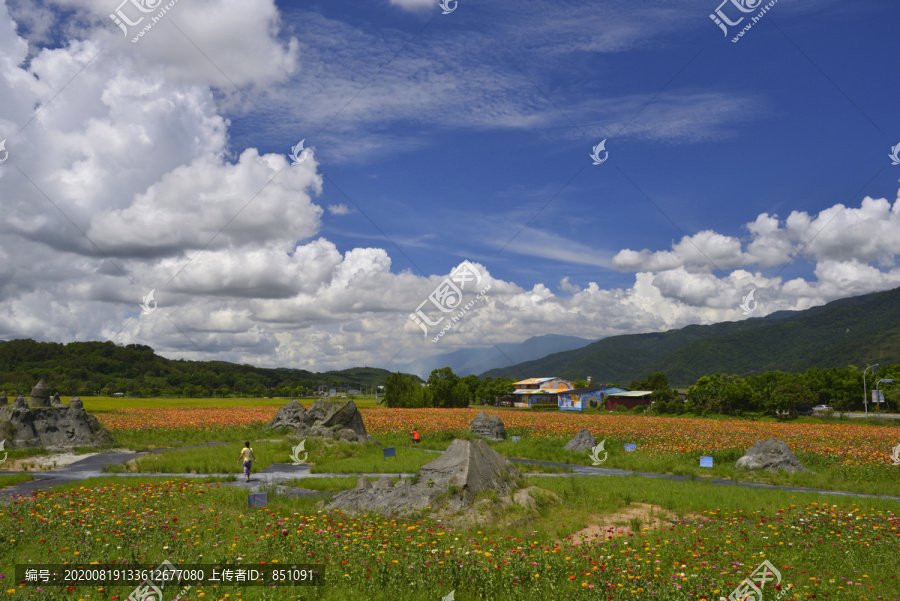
0, 0, 899, 371
235, 0, 899, 286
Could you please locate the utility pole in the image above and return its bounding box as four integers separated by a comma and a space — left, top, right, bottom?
863, 364, 879, 418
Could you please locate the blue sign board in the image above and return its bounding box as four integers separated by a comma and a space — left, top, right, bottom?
699, 456, 713, 468
625, 443, 636, 452
383, 447, 396, 458
512, 436, 521, 442
248, 493, 267, 508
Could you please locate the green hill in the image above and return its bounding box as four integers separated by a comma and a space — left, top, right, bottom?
480, 286, 900, 386
0, 339, 405, 398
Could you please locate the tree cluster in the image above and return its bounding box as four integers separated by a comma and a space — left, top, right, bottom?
381, 368, 515, 408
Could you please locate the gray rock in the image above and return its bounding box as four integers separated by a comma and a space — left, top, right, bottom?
30, 379, 50, 408
0, 396, 114, 450
265, 400, 373, 443
321, 401, 369, 438
51, 393, 63, 407
0, 391, 7, 405
372, 476, 394, 489
338, 428, 358, 442
469, 411, 507, 441
355, 476, 372, 490
329, 439, 521, 515
736, 438, 809, 473
13, 395, 27, 409
265, 400, 307, 430
564, 429, 597, 453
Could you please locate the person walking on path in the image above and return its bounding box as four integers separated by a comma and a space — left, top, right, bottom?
410, 428, 421, 444
239, 441, 256, 482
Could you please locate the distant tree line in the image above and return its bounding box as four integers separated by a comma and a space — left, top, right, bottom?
0, 339, 400, 398
381, 368, 516, 408
631, 365, 900, 417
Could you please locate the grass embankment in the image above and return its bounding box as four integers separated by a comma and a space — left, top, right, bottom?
0, 473, 35, 489
3, 475, 899, 600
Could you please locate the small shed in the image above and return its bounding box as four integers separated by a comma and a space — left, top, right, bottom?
605, 390, 653, 410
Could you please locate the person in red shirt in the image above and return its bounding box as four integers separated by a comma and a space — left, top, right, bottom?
411, 428, 421, 444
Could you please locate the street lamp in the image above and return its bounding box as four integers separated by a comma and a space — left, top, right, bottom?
863, 364, 879, 418
875, 379, 897, 415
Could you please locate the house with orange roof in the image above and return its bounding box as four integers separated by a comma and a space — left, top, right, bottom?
509, 377, 575, 408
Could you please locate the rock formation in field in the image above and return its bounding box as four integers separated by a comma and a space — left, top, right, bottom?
265, 400, 375, 444
51, 393, 63, 407
30, 379, 50, 408
328, 438, 532, 516
0, 391, 7, 406
0, 395, 114, 450
469, 411, 507, 442
735, 438, 809, 473
13, 395, 27, 409
564, 429, 597, 453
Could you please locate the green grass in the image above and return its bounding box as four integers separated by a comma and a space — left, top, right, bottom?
106, 424, 266, 450
102, 438, 301, 474
488, 435, 900, 497
4, 474, 900, 600
308, 436, 438, 474
0, 473, 34, 489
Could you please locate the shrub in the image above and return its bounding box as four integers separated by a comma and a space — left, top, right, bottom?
529, 404, 559, 411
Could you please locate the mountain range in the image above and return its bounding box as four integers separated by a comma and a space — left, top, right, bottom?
395, 334, 592, 378
479, 286, 900, 386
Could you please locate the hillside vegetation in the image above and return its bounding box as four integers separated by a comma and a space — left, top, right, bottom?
0, 339, 407, 398
481, 286, 900, 386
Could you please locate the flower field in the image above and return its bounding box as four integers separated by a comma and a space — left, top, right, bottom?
94, 407, 900, 466
1, 478, 899, 600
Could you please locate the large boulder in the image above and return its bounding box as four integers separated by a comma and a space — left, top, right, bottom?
329, 439, 522, 515
50, 393, 63, 407
0, 396, 114, 450
736, 438, 809, 473
564, 429, 597, 453
321, 401, 369, 438
13, 395, 27, 410
266, 400, 307, 430
30, 379, 50, 408
470, 411, 507, 442
266, 400, 375, 443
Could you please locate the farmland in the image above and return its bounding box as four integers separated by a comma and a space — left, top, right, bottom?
2, 399, 900, 600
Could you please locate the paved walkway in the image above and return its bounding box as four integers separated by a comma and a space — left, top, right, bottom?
2, 445, 898, 503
